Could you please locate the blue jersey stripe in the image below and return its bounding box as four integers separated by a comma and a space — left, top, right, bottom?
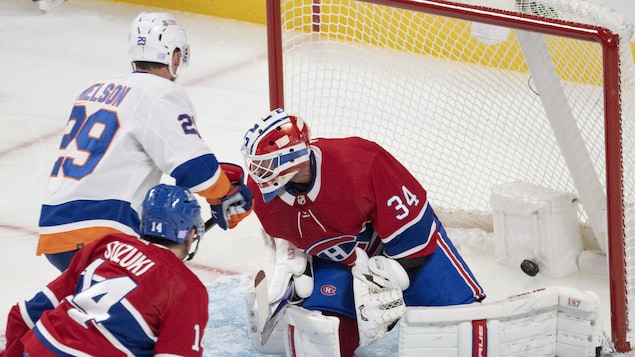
32, 326, 80, 357
383, 204, 437, 258
39, 199, 140, 234
25, 292, 57, 325
170, 153, 219, 189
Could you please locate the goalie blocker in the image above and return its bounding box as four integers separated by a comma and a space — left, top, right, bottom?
399, 286, 605, 357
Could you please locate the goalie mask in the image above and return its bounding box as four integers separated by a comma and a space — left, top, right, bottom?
242, 108, 311, 202
141, 184, 204, 260
128, 12, 190, 79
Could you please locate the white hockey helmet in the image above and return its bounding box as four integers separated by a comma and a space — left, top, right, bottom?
128, 12, 190, 79
242, 108, 311, 202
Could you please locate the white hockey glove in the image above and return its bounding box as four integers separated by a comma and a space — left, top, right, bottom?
267, 237, 313, 303
352, 247, 409, 346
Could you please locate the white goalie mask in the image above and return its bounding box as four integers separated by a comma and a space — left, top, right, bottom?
128, 12, 190, 79
242, 108, 311, 202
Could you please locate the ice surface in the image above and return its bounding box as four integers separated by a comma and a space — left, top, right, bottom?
0, 0, 624, 355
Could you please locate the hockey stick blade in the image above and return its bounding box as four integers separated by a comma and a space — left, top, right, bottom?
261, 280, 295, 345
254, 270, 269, 331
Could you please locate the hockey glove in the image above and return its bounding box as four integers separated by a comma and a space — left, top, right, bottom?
352, 247, 409, 346
267, 237, 313, 303
210, 163, 254, 230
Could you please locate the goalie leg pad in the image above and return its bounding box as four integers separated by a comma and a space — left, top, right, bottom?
556, 287, 603, 357
283, 305, 341, 357
398, 286, 602, 357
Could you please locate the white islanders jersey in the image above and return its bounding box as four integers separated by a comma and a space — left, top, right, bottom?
38, 72, 229, 255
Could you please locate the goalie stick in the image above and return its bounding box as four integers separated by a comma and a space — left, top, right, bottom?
254, 270, 269, 331
254, 269, 296, 345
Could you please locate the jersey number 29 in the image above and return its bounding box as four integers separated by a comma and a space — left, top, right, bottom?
51, 106, 120, 180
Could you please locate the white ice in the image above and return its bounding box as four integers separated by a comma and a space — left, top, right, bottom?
0, 0, 624, 356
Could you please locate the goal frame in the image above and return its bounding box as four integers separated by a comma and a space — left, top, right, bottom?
266, 0, 628, 352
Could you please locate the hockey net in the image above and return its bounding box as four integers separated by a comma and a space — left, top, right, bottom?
266, 0, 635, 352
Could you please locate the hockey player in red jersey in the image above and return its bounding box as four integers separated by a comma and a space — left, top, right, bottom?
1, 184, 209, 357
242, 108, 486, 356
37, 11, 253, 272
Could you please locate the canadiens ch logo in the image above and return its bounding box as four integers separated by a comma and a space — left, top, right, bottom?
306, 236, 369, 266
321, 285, 337, 296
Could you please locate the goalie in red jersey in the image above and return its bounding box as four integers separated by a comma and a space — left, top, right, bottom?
242, 108, 486, 357
1, 184, 208, 357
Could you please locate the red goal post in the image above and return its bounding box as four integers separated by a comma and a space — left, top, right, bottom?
266, 0, 635, 352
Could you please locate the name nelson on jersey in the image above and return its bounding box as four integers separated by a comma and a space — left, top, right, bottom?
104, 240, 155, 276
76, 82, 132, 107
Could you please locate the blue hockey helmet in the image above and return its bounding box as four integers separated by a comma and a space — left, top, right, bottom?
141, 184, 203, 244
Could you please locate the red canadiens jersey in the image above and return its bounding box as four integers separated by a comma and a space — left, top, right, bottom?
3, 234, 208, 357
249, 137, 440, 266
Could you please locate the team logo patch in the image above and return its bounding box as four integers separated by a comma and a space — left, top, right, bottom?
305, 236, 368, 266
321, 285, 337, 296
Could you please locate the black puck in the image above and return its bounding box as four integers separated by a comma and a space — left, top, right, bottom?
520, 259, 539, 276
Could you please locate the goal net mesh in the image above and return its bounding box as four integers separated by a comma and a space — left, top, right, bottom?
268, 0, 635, 350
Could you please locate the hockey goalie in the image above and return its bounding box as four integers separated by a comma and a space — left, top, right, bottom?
241, 108, 485, 356
241, 109, 605, 356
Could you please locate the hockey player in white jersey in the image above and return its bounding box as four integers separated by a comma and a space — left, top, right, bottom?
36, 12, 253, 271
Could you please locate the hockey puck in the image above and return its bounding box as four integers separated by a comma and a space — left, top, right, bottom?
520, 259, 539, 276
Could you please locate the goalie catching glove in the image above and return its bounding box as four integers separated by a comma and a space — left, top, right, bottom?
352, 247, 409, 346
209, 163, 254, 230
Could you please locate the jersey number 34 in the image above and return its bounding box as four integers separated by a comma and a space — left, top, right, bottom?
387, 185, 420, 220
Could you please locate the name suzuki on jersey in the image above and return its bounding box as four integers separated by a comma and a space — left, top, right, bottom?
104, 240, 155, 276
